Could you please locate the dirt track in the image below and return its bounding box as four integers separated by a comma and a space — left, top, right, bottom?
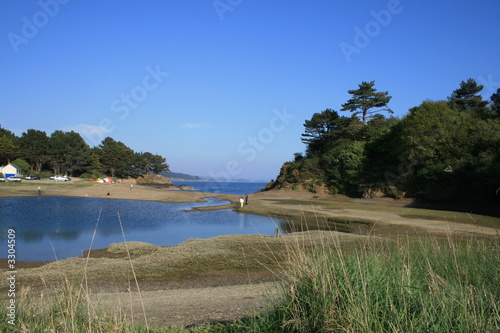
93, 282, 279, 328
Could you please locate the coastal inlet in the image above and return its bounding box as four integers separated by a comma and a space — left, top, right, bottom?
0, 196, 285, 262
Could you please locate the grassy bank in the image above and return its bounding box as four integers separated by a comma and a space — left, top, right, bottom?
2, 234, 498, 332
253, 236, 499, 333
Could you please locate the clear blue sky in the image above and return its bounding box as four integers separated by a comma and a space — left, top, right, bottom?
1, 0, 499, 181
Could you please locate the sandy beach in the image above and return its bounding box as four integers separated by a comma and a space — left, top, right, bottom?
0, 178, 238, 203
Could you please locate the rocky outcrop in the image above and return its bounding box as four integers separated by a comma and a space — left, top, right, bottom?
135, 174, 173, 185
176, 184, 196, 191
118, 174, 197, 190
264, 161, 329, 194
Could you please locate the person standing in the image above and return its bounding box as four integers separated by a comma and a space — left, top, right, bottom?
130, 184, 134, 190
37, 185, 41, 196
239, 197, 244, 208
245, 194, 249, 205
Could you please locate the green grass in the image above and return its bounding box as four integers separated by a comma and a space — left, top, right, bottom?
225, 236, 500, 333
2, 234, 498, 332
0, 181, 92, 189
309, 198, 500, 229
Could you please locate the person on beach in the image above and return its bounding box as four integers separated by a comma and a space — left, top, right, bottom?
130, 184, 134, 190
245, 194, 248, 205
239, 197, 244, 208
37, 185, 41, 196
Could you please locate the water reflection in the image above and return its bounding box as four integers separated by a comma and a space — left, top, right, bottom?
0, 196, 284, 261
19, 231, 44, 243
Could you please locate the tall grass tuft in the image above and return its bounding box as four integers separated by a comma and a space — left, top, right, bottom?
6, 281, 153, 332
3, 280, 219, 332
256, 235, 499, 333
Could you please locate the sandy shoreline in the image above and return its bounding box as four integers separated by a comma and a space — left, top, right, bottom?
0, 179, 241, 204
2, 179, 498, 241
2, 179, 499, 264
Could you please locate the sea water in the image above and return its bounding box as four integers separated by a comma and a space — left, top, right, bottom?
0, 196, 283, 261
170, 181, 268, 195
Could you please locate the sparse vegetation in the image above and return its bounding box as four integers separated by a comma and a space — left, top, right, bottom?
2, 230, 498, 332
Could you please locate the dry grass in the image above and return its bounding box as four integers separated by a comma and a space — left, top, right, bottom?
1, 230, 368, 294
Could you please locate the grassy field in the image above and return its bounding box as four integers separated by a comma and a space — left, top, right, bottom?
0, 180, 93, 197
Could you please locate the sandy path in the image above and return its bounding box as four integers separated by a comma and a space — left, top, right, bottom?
94, 282, 279, 328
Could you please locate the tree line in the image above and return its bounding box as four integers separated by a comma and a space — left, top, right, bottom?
0, 129, 169, 179
266, 79, 500, 204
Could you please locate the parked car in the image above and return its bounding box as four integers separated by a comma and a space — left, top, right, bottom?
54, 176, 71, 182
25, 175, 41, 180
7, 177, 22, 182
0, 177, 5, 182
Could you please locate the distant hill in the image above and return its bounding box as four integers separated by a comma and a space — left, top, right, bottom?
162, 171, 203, 181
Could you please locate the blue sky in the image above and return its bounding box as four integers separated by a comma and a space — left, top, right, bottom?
1, 0, 499, 181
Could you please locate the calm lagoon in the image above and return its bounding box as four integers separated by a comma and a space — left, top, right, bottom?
0, 196, 283, 262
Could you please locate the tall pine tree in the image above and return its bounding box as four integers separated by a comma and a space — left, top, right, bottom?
341, 81, 392, 126
448, 78, 489, 114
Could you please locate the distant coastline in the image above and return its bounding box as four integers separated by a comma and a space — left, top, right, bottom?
163, 171, 270, 183
169, 178, 268, 183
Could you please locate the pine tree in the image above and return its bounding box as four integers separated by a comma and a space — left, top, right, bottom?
19, 129, 50, 171
490, 88, 500, 117
341, 81, 392, 126
0, 135, 19, 164
448, 78, 488, 111
99, 137, 135, 178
